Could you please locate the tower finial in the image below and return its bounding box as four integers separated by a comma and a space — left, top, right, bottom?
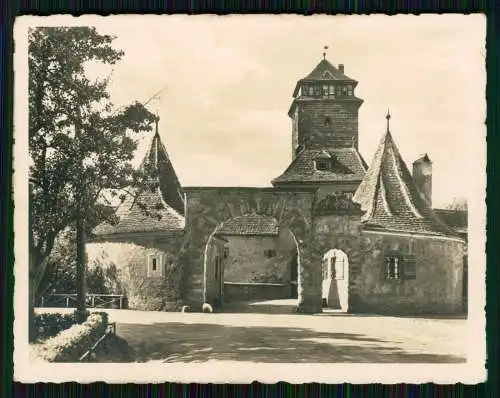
386, 109, 391, 133
323, 45, 328, 60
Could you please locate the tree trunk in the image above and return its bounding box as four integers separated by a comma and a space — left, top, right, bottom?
75, 212, 88, 322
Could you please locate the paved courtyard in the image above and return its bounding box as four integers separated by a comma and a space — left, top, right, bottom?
37, 300, 467, 363
67, 299, 466, 364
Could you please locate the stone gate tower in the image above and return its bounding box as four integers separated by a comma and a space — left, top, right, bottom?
288, 56, 364, 157
272, 55, 367, 201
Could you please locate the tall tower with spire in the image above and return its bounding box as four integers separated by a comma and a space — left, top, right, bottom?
288, 50, 364, 158
272, 51, 367, 193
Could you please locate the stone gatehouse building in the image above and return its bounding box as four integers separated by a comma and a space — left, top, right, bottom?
89, 57, 467, 315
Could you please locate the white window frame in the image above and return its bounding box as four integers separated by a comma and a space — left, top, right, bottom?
385, 256, 400, 279
147, 253, 164, 278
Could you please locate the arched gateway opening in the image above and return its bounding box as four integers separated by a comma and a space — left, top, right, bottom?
183, 187, 321, 314
203, 217, 301, 312
321, 249, 349, 312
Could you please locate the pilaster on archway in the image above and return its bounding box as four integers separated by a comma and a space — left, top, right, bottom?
182, 187, 322, 313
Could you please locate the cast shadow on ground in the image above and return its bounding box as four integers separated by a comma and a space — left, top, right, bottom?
100, 321, 466, 364
218, 301, 467, 321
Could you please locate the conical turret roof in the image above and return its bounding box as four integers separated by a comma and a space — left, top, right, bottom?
352, 125, 457, 237
92, 119, 185, 238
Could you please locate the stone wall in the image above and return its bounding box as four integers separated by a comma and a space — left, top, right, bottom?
223, 232, 296, 284
224, 282, 291, 302
352, 232, 464, 315
183, 187, 321, 313
297, 101, 361, 149
312, 214, 465, 315
86, 233, 185, 311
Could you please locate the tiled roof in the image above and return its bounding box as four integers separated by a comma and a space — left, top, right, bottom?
434, 209, 468, 232
92, 126, 185, 238
352, 130, 459, 237
217, 214, 279, 236
92, 187, 185, 236
140, 130, 185, 216
272, 148, 367, 185
303, 59, 355, 81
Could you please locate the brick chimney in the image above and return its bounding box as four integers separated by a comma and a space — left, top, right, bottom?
338, 64, 344, 74
412, 154, 432, 207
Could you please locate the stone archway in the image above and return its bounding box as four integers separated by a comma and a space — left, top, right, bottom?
182, 187, 321, 313
202, 218, 300, 309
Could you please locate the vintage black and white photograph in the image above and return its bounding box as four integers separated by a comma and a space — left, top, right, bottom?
14, 14, 486, 383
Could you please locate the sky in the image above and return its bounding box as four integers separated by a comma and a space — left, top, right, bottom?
45, 15, 487, 208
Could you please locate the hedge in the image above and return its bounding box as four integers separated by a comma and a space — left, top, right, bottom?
31, 312, 109, 362
34, 312, 78, 340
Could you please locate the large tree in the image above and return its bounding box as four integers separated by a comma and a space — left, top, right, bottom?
29, 27, 156, 334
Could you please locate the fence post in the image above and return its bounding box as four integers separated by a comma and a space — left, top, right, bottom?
41, 296, 44, 307
66, 297, 69, 307
119, 296, 123, 309
91, 296, 95, 308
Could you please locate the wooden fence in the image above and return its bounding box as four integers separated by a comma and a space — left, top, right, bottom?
40, 293, 125, 309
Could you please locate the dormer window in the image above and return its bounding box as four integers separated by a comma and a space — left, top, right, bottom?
316, 159, 330, 171
347, 85, 353, 96
322, 70, 333, 78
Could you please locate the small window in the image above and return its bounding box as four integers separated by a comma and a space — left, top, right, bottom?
223, 247, 229, 258
347, 85, 353, 96
336, 85, 342, 97
322, 85, 329, 96
385, 255, 416, 280
402, 256, 417, 280
147, 254, 163, 277
329, 85, 335, 96
264, 249, 276, 258
385, 257, 400, 279
314, 84, 321, 96
324, 116, 332, 126
316, 159, 330, 171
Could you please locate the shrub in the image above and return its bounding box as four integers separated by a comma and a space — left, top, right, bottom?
34, 312, 78, 340
31, 312, 108, 362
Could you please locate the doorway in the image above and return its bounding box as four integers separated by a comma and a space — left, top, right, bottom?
214, 255, 224, 308
321, 249, 349, 312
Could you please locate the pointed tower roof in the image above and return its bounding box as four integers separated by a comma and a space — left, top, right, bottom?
352, 113, 457, 237
303, 58, 355, 82
92, 117, 185, 238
